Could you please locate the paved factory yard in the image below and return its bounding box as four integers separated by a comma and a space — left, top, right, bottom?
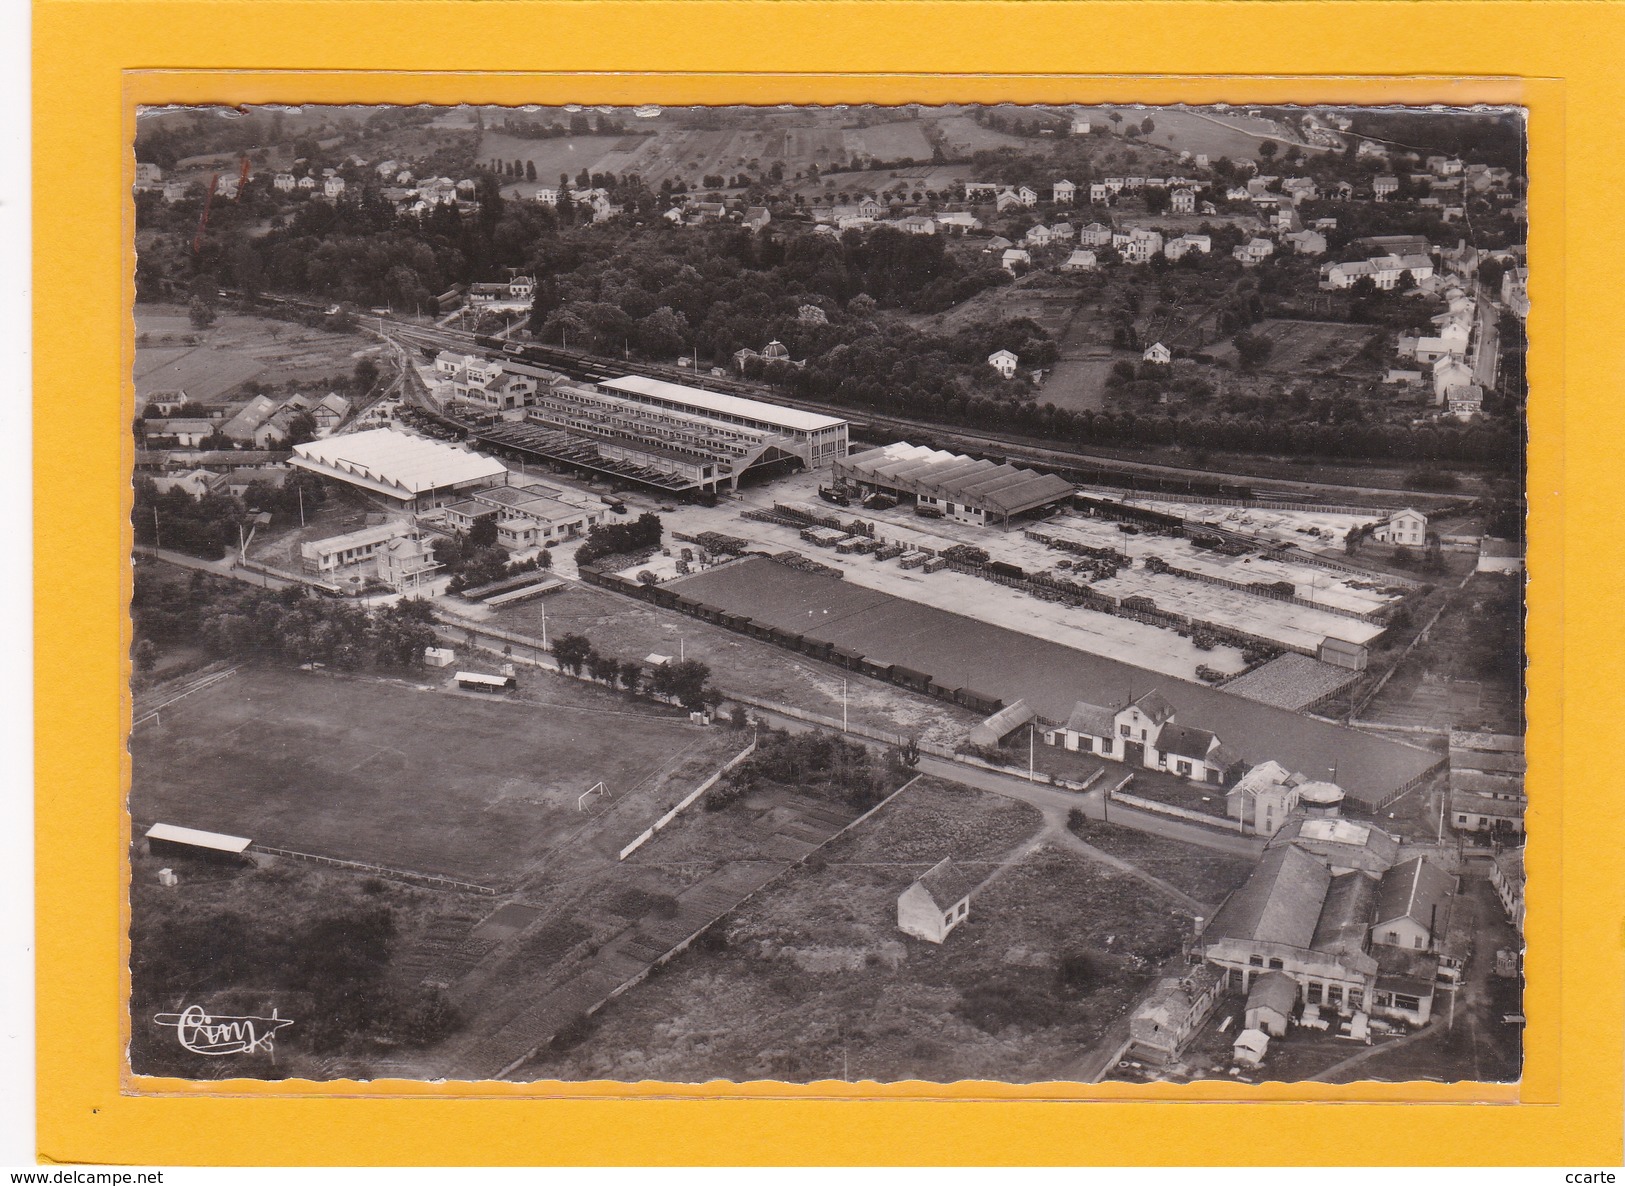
1105, 493, 1385, 552
670, 556, 1439, 807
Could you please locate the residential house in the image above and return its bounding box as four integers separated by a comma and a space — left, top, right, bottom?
1015, 185, 1039, 207
1062, 248, 1098, 271
374, 531, 442, 591
272, 173, 296, 192
1433, 357, 1475, 406
323, 176, 346, 199
1155, 722, 1241, 785
1048, 221, 1074, 242
508, 275, 536, 300
1226, 761, 1304, 837
300, 521, 411, 576
987, 349, 1020, 379
1128, 966, 1223, 1064
897, 858, 977, 944
1000, 248, 1031, 273
935, 211, 981, 233
1282, 229, 1327, 255
1022, 223, 1054, 248
1371, 508, 1427, 548
1052, 179, 1076, 204
468, 282, 510, 304
296, 176, 317, 190
1224, 185, 1252, 202
1088, 182, 1110, 203
1116, 228, 1164, 264
1491, 848, 1525, 932
1245, 971, 1298, 1037
1502, 265, 1530, 319
896, 215, 936, 235
150, 468, 229, 499
221, 395, 285, 447
1414, 322, 1471, 364
1042, 700, 1120, 760
1103, 177, 1125, 194
161, 180, 191, 203
995, 190, 1025, 213
1233, 237, 1275, 266
1164, 233, 1211, 261
533, 187, 559, 206
743, 206, 770, 231
984, 235, 1014, 252
1078, 222, 1113, 247
133, 162, 164, 191
1373, 175, 1399, 201
1427, 155, 1464, 176
1170, 187, 1196, 214
1071, 119, 1092, 135
1142, 342, 1172, 365
1281, 177, 1318, 205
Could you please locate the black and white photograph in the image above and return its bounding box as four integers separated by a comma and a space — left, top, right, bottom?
126, 100, 1527, 1087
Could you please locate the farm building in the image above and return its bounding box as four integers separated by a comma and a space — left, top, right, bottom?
897, 857, 979, 944
1041, 690, 1243, 787
1128, 965, 1223, 1064
290, 428, 509, 511
833, 443, 1075, 530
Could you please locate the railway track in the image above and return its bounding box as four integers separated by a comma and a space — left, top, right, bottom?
224, 287, 1478, 506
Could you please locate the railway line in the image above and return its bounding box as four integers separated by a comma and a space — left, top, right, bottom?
224, 287, 1477, 507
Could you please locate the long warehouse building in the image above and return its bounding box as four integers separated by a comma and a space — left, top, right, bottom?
835, 442, 1076, 529
290, 427, 510, 510
476, 374, 850, 495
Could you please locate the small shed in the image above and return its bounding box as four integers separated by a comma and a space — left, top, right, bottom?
897, 857, 980, 944
144, 822, 253, 864
1233, 1028, 1270, 1067
1245, 971, 1298, 1037
424, 646, 455, 668
968, 698, 1034, 748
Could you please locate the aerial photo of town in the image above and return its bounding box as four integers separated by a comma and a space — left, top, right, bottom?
127, 101, 1526, 1086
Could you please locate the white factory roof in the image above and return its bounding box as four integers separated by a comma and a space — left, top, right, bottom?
598, 375, 846, 434
291, 428, 508, 498
145, 822, 253, 854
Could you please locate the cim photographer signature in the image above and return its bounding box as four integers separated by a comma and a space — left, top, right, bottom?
153, 1005, 294, 1055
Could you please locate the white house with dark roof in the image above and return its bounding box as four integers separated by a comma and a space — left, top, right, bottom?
897, 858, 979, 944
1372, 508, 1427, 548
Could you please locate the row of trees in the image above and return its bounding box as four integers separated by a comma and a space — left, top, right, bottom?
707, 726, 915, 813
133, 569, 441, 673
573, 511, 664, 567
549, 631, 719, 713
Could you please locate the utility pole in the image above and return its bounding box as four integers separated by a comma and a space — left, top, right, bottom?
842, 678, 848, 733
1028, 721, 1035, 782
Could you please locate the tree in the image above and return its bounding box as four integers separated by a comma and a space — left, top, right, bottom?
1140, 116, 1155, 135
283, 411, 319, 447
133, 639, 159, 673
1232, 330, 1275, 371
188, 296, 217, 330
1258, 140, 1278, 161
552, 632, 593, 676
618, 661, 642, 694
353, 356, 380, 392
525, 160, 537, 181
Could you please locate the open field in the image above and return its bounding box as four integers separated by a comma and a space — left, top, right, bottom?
1359, 572, 1524, 736
1067, 818, 1254, 905
1067, 106, 1322, 161
130, 665, 734, 885
134, 304, 380, 405
525, 777, 1199, 1083
479, 132, 631, 190
1208, 318, 1382, 376
670, 556, 1441, 806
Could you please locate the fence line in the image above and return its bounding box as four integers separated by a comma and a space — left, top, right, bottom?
248, 844, 500, 895
618, 738, 759, 861
131, 665, 240, 727
1107, 787, 1246, 834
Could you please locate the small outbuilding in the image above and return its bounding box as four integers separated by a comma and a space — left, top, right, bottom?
897, 857, 980, 944
144, 822, 254, 864
1233, 1027, 1270, 1067
1245, 970, 1298, 1037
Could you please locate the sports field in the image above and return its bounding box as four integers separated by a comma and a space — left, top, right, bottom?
129, 666, 734, 884
671, 557, 1439, 805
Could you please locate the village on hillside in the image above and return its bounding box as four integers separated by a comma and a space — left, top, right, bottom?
128, 102, 1526, 1087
